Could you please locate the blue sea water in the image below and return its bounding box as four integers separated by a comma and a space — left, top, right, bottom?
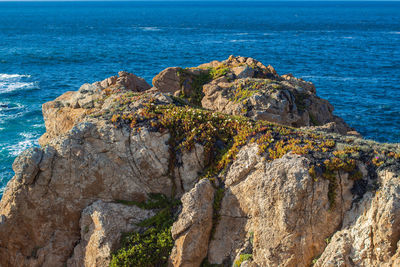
0, 1, 400, 196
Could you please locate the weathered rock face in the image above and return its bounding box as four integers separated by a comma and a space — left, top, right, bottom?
1, 57, 400, 267
315, 170, 400, 267
208, 152, 353, 266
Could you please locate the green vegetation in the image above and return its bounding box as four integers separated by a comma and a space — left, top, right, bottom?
249, 231, 254, 245
209, 65, 230, 80
177, 68, 212, 106
108, 96, 397, 209
325, 236, 332, 245
106, 95, 399, 210
232, 83, 255, 103
309, 113, 319, 126
234, 254, 253, 267
137, 101, 257, 177
200, 258, 223, 267
110, 194, 180, 267
175, 64, 278, 106
230, 79, 273, 103
176, 64, 232, 106
110, 228, 172, 267
311, 255, 321, 266
294, 91, 308, 112
271, 83, 283, 90
209, 188, 225, 239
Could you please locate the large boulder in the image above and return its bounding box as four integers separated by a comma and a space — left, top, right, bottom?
152, 67, 182, 94
97, 71, 151, 92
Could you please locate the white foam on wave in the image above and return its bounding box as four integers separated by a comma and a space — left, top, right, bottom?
0, 104, 27, 124
0, 104, 26, 125
0, 103, 6, 112
343, 36, 354, 39
388, 31, 400, 35
140, 27, 162, 32
0, 74, 31, 80
0, 170, 13, 196
301, 75, 379, 83
0, 81, 36, 94
0, 73, 36, 94
229, 39, 256, 43
0, 102, 25, 111
206, 40, 224, 44
32, 124, 44, 128
6, 132, 39, 157
20, 132, 35, 139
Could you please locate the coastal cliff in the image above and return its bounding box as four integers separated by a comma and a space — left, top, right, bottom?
0, 56, 399, 267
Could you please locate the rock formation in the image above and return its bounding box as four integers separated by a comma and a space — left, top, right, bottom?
152, 55, 351, 134
0, 56, 399, 267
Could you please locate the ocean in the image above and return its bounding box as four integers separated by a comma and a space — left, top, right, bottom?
0, 1, 399, 196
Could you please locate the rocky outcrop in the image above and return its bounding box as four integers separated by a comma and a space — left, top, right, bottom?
152, 55, 352, 134
39, 72, 151, 146
1, 57, 399, 267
